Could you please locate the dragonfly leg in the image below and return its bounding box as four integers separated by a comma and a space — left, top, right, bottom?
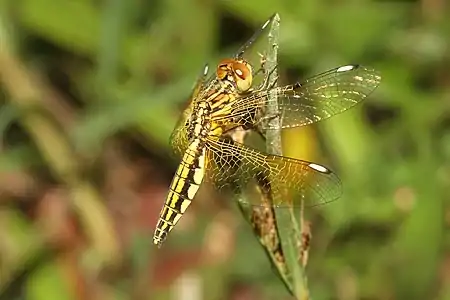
259, 65, 278, 90
253, 52, 267, 78
253, 52, 279, 91
254, 127, 267, 142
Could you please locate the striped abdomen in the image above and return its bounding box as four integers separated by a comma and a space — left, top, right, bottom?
153, 139, 206, 247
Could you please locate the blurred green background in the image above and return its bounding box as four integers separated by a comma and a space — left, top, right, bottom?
0, 0, 449, 299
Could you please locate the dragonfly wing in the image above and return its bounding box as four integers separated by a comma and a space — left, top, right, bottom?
170, 64, 210, 158
235, 13, 277, 60
221, 64, 381, 130
205, 136, 342, 207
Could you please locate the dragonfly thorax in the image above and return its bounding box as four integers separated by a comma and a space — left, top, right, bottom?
187, 101, 212, 140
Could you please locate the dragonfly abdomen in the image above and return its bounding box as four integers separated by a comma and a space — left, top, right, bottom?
153, 140, 206, 247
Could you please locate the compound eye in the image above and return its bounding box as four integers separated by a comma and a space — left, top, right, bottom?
232, 62, 253, 92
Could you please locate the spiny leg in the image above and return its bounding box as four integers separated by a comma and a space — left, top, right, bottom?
253, 52, 268, 78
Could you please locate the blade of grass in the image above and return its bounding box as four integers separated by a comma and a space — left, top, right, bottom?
263, 14, 309, 299
231, 14, 310, 299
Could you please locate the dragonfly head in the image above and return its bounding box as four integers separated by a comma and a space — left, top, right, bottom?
216, 58, 253, 93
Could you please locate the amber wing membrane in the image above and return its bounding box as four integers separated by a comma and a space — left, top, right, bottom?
205, 136, 342, 207
214, 64, 381, 130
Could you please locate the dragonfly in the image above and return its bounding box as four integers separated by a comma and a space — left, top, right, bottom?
153, 14, 381, 247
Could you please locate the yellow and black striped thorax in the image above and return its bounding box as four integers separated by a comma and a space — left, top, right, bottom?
186, 101, 213, 140
196, 79, 243, 135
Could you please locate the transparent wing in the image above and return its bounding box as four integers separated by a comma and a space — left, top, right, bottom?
234, 13, 277, 61
170, 64, 210, 158
215, 64, 381, 130
205, 136, 342, 207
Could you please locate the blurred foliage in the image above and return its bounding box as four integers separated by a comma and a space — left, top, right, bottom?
0, 0, 449, 299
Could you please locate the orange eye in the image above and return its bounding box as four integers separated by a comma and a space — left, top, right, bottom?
232, 62, 253, 92
232, 62, 249, 79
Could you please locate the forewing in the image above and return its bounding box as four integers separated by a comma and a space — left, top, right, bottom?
205, 136, 342, 207
216, 64, 381, 130
170, 65, 209, 158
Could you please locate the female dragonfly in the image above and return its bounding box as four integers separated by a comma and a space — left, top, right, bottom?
153, 14, 381, 247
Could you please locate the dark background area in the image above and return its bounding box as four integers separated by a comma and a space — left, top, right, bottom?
0, 0, 449, 299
